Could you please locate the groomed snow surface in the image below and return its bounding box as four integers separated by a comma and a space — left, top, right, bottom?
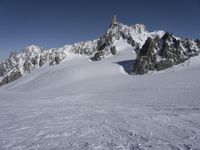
0, 44, 200, 150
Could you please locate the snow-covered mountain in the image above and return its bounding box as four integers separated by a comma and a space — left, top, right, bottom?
0, 41, 97, 86
0, 16, 199, 86
133, 33, 200, 74
1, 35, 200, 149
1, 16, 200, 150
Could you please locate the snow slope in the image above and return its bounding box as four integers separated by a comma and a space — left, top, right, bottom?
0, 44, 200, 150
0, 21, 167, 87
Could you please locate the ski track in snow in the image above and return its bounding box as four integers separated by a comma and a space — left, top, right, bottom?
0, 47, 200, 150
0, 95, 200, 150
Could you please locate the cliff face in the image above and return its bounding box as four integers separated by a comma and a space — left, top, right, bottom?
133, 33, 200, 74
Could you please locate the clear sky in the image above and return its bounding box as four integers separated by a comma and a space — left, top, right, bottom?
0, 0, 199, 61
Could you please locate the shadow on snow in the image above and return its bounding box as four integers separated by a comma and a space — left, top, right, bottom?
114, 59, 136, 74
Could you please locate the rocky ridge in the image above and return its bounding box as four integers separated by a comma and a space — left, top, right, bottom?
0, 16, 199, 85
133, 33, 200, 74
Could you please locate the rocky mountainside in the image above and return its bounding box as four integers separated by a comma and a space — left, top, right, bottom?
91, 17, 165, 61
0, 16, 200, 86
0, 41, 97, 86
133, 33, 200, 74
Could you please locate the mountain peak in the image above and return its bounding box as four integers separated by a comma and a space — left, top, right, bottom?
110, 15, 118, 27
25, 44, 41, 50
23, 45, 42, 55
132, 24, 147, 34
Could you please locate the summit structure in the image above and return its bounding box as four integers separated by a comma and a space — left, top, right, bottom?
111, 15, 117, 27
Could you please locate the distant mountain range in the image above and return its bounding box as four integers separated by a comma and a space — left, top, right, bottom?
0, 16, 200, 86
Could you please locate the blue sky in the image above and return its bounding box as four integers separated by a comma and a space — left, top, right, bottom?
0, 0, 199, 61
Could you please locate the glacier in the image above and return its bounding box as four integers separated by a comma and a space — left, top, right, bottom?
0, 42, 200, 149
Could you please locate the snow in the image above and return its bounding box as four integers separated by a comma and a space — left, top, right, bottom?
150, 30, 165, 38
23, 45, 42, 57
0, 43, 200, 150
113, 38, 134, 52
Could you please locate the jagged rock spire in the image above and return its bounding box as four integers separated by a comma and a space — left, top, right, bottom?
9, 50, 17, 58
111, 15, 117, 27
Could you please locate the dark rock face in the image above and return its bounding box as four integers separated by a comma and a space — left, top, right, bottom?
91, 46, 117, 61
133, 33, 200, 74
110, 15, 117, 28
90, 52, 102, 61
0, 51, 20, 77
196, 39, 200, 49
110, 46, 117, 55
97, 32, 114, 51
39, 55, 48, 67
90, 48, 110, 61
49, 49, 66, 66
24, 60, 34, 73
182, 39, 200, 57
133, 37, 157, 74
0, 69, 22, 86
159, 33, 186, 65
127, 36, 137, 47
23, 56, 40, 73
0, 62, 7, 77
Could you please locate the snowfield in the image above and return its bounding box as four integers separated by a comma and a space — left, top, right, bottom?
0, 44, 200, 150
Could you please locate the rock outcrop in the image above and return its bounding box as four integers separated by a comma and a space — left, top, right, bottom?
110, 46, 117, 55
0, 45, 68, 86
0, 68, 22, 86
133, 33, 200, 74
91, 16, 155, 61
49, 49, 67, 66
70, 40, 97, 56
